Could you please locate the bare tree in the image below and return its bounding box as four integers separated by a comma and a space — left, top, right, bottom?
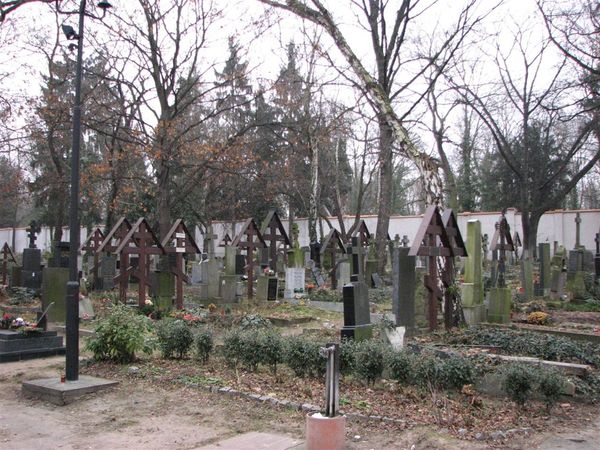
258, 0, 488, 272
450, 21, 600, 256
0, 0, 52, 22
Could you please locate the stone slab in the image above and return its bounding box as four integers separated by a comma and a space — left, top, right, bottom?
195, 432, 302, 450
22, 375, 119, 405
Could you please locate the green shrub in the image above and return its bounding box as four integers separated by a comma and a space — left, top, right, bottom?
156, 319, 194, 359
222, 328, 246, 369
411, 353, 475, 390
368, 287, 392, 304
340, 339, 357, 376
502, 364, 536, 407
352, 339, 386, 385
194, 328, 213, 362
222, 329, 261, 371
538, 369, 567, 410
439, 355, 475, 389
413, 355, 445, 389
388, 349, 413, 384
239, 314, 271, 330
309, 288, 341, 303
448, 327, 600, 367
284, 335, 325, 378
86, 303, 154, 363
257, 330, 285, 374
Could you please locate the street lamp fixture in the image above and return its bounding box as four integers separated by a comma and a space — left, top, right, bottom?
63, 0, 114, 382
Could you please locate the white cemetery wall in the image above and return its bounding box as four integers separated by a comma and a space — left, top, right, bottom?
2, 208, 598, 259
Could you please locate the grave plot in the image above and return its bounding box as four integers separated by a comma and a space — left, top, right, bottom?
79, 297, 600, 445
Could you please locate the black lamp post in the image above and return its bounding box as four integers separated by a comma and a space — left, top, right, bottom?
64, 0, 112, 382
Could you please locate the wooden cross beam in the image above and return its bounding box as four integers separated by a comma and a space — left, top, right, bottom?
97, 218, 132, 302
490, 214, 513, 287
161, 219, 201, 309
80, 228, 105, 289
320, 229, 346, 289
348, 219, 371, 247
219, 233, 232, 247
409, 205, 455, 331
441, 209, 467, 330
115, 218, 164, 307
232, 218, 267, 299
260, 210, 291, 270
1, 242, 16, 285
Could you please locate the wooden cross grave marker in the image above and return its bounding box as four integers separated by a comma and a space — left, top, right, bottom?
260, 210, 291, 271
97, 218, 133, 302
347, 219, 371, 246
80, 227, 105, 290
1, 242, 17, 285
490, 213, 514, 288
441, 209, 468, 330
219, 233, 232, 247
320, 228, 347, 290
114, 218, 165, 307
409, 205, 454, 331
232, 218, 267, 299
161, 219, 201, 309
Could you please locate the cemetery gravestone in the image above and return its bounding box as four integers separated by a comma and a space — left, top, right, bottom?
392, 245, 416, 333
284, 226, 306, 299
461, 220, 484, 325
21, 221, 43, 292
42, 245, 69, 324
595, 231, 600, 281
488, 215, 513, 323
220, 246, 241, 303
538, 243, 551, 295
341, 237, 373, 341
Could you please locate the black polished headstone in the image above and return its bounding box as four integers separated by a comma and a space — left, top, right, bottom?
392, 246, 416, 330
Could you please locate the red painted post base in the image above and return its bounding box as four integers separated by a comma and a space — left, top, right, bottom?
305, 413, 346, 450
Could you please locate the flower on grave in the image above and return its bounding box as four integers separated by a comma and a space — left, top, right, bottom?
1, 313, 15, 329
144, 298, 153, 306
13, 317, 26, 327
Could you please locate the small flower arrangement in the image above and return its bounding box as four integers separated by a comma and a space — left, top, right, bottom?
1, 313, 15, 329
263, 268, 275, 276
20, 324, 43, 336
169, 310, 204, 325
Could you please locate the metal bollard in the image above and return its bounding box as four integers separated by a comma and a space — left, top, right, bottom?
319, 343, 340, 418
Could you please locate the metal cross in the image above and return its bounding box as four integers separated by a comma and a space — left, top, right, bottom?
26, 220, 41, 249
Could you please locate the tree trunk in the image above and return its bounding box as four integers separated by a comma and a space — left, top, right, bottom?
521, 210, 541, 259
157, 156, 171, 239
308, 144, 319, 246
375, 115, 393, 274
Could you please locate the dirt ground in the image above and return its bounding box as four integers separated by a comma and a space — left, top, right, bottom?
1, 354, 599, 450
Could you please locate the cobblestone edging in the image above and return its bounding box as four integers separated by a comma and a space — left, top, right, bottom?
186, 381, 534, 441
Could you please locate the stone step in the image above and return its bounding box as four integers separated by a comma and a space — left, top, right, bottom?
0, 346, 66, 363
